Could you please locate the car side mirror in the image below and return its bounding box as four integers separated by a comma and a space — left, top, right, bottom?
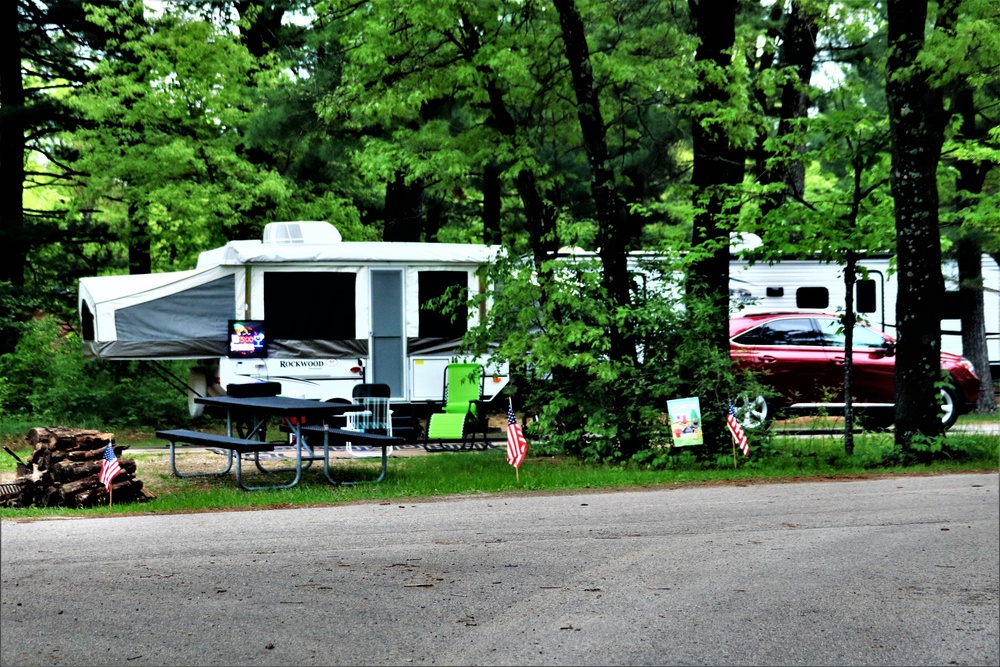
881, 340, 896, 356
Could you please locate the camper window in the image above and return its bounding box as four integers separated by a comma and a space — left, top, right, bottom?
418, 271, 468, 338
264, 272, 356, 340
81, 301, 95, 341
796, 287, 829, 309
856, 279, 876, 313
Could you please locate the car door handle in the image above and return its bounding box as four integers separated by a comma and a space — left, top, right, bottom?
831, 356, 845, 366
758, 355, 778, 364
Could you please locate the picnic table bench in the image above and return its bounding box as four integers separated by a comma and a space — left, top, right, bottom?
156, 429, 284, 491
156, 429, 277, 454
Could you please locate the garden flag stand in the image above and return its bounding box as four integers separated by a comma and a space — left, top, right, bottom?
506, 399, 528, 482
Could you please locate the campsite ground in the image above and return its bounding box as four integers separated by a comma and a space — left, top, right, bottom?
2, 472, 997, 667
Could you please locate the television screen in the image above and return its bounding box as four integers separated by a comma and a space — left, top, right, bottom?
227, 320, 267, 359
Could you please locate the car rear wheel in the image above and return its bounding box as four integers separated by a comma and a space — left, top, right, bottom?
940, 385, 960, 430
733, 393, 772, 430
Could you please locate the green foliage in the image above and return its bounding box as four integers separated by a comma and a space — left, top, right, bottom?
317, 0, 697, 243
0, 317, 187, 428
466, 250, 742, 463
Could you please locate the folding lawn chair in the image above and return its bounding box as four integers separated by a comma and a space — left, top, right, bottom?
424, 363, 489, 451
345, 383, 394, 458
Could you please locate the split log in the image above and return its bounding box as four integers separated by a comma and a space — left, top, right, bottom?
26, 427, 115, 449
51, 458, 136, 482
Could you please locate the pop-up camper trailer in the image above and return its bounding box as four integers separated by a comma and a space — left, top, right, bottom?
79, 221, 509, 416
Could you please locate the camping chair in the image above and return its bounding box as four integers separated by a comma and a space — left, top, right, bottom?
425, 363, 488, 451
344, 383, 394, 458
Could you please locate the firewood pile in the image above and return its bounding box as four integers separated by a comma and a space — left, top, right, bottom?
1, 427, 154, 508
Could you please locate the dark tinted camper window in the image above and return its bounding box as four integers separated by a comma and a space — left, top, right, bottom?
796, 286, 829, 309
856, 279, 876, 313
418, 271, 468, 338
81, 301, 95, 341
264, 272, 356, 339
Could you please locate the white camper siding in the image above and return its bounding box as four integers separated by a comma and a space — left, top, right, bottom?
942, 257, 1000, 368
731, 259, 893, 329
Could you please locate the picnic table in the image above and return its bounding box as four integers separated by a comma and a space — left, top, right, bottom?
156, 395, 400, 491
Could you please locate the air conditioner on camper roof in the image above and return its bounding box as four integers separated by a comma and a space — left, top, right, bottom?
263, 221, 342, 245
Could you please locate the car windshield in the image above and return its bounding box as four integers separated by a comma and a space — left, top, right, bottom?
816, 318, 888, 348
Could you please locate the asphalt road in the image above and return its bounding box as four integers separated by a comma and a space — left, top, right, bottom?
1, 473, 998, 667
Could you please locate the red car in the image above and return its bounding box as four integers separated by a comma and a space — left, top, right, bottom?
729, 312, 981, 430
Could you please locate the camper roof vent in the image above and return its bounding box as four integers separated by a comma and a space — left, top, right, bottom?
263, 221, 342, 245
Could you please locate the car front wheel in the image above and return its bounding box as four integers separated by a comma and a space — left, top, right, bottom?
733, 393, 772, 430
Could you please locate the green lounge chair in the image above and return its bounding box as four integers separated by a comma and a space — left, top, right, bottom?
425, 363, 487, 450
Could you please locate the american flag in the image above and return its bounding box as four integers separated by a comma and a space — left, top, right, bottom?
727, 403, 750, 456
98, 442, 122, 491
506, 399, 528, 469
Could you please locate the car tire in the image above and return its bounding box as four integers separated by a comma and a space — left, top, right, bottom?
733, 393, 772, 430
940, 385, 960, 431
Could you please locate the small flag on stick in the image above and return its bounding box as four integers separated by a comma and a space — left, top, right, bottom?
506, 399, 528, 475
727, 403, 750, 457
99, 441, 122, 493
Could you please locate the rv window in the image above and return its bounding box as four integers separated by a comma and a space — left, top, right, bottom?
856, 279, 876, 313
418, 271, 468, 338
81, 301, 95, 341
796, 287, 829, 309
264, 272, 356, 340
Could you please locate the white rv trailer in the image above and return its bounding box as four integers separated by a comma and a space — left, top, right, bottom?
79, 221, 510, 416
730, 254, 1000, 378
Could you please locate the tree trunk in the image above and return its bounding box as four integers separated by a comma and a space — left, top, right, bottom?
776, 1, 819, 202
552, 0, 641, 456
688, 0, 745, 449
752, 1, 817, 217
952, 86, 997, 413
235, 1, 287, 59
128, 201, 152, 275
0, 0, 27, 303
482, 161, 502, 246
384, 173, 425, 242
551, 0, 636, 366
843, 252, 857, 456
885, 0, 948, 452
957, 237, 997, 413
457, 11, 560, 267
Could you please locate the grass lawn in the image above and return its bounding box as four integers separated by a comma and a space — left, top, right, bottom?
1, 412, 997, 519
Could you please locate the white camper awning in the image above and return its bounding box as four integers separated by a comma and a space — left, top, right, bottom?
197, 241, 500, 268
